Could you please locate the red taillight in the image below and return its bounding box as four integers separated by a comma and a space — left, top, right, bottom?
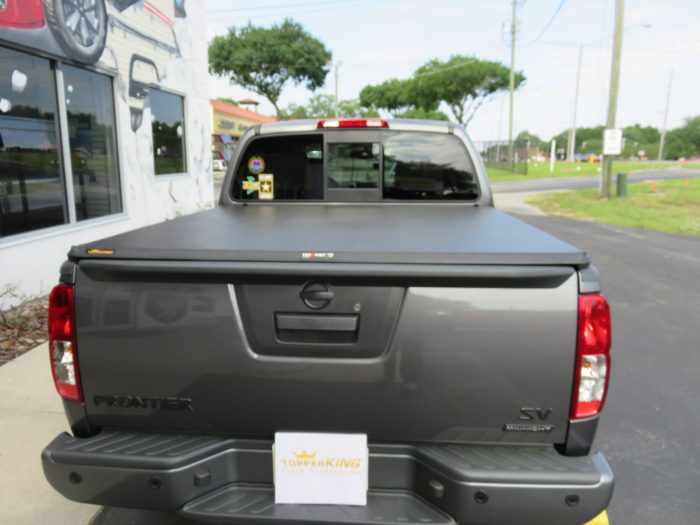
48, 284, 83, 402
317, 118, 388, 129
571, 293, 611, 419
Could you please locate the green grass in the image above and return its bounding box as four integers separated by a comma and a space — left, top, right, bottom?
527, 178, 700, 236
487, 161, 688, 182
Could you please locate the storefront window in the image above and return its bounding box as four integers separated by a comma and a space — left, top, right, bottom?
0, 48, 66, 237
150, 89, 186, 175
63, 65, 122, 221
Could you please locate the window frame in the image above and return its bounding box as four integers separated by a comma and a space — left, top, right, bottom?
148, 87, 189, 180
0, 45, 127, 246
229, 130, 481, 204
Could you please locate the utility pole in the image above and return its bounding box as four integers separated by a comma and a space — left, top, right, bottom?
657, 69, 673, 161
507, 0, 518, 168
334, 61, 342, 118
567, 45, 583, 162
496, 95, 505, 162
600, 0, 625, 199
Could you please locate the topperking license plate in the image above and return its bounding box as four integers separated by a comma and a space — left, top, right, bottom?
273, 432, 368, 506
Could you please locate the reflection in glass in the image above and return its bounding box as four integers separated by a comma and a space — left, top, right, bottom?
63, 65, 122, 221
150, 89, 186, 175
383, 131, 480, 200
0, 47, 65, 237
327, 143, 380, 188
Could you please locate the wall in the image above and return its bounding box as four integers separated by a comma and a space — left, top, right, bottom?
0, 1, 212, 306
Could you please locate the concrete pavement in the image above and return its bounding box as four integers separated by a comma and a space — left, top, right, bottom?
0, 343, 99, 524
493, 190, 548, 216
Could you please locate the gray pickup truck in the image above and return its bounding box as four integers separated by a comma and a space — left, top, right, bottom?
42, 118, 613, 525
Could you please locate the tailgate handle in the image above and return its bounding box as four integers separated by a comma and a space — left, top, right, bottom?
275, 313, 358, 332
299, 289, 334, 301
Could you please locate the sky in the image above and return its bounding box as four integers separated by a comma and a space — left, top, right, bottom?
205, 0, 700, 143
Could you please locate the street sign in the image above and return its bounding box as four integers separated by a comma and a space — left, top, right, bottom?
603, 129, 623, 155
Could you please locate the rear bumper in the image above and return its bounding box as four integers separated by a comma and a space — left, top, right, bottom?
42, 431, 613, 525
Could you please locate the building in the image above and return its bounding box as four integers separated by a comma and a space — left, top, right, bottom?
0, 0, 212, 307
211, 99, 275, 170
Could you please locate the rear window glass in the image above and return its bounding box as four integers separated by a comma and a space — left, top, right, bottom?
328, 143, 380, 188
232, 134, 323, 200
383, 132, 479, 200
232, 131, 479, 201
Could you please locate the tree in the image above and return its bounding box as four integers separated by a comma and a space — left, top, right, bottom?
359, 55, 524, 127
622, 124, 660, 158
412, 55, 524, 127
359, 79, 416, 117
662, 116, 700, 160
552, 126, 605, 154
209, 19, 332, 116
279, 94, 379, 119
216, 97, 238, 106
400, 107, 450, 121
516, 130, 547, 152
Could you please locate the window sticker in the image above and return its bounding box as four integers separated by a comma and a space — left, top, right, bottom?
241, 174, 274, 200
248, 156, 265, 174
259, 174, 274, 200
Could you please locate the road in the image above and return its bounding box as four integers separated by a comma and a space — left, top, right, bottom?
491, 168, 700, 193
517, 214, 700, 525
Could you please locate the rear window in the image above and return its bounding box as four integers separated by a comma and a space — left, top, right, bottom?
383, 132, 479, 200
232, 134, 323, 200
232, 131, 479, 201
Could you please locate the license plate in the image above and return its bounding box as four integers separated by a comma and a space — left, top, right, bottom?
273, 432, 368, 506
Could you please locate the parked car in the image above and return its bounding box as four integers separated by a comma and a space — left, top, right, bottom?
42, 119, 614, 525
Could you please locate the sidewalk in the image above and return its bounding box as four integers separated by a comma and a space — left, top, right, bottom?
0, 344, 98, 525
493, 191, 548, 216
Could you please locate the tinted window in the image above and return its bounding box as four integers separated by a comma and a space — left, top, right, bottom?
150, 89, 186, 175
382, 132, 479, 200
63, 66, 122, 221
327, 143, 380, 188
233, 135, 323, 200
0, 48, 66, 237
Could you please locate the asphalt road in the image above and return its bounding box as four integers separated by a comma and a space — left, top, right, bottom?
517, 214, 700, 525
491, 168, 700, 193
90, 212, 700, 525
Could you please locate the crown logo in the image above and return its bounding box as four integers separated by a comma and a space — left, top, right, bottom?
293, 450, 317, 459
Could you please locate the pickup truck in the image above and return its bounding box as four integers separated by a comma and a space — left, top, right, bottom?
42, 118, 613, 525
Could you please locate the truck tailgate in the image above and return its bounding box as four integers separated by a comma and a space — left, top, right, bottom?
73, 260, 579, 445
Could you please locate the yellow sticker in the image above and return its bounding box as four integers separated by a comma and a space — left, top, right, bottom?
87, 248, 115, 255
248, 156, 265, 174
242, 178, 260, 193
259, 174, 274, 200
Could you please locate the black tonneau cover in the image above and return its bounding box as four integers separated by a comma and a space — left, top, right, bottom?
70, 205, 589, 267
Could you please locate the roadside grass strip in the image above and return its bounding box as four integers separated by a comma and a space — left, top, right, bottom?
487, 161, 698, 181
527, 178, 700, 236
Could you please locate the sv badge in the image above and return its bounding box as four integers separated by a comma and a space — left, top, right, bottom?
519, 407, 552, 421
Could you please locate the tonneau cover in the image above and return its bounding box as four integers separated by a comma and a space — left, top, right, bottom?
70, 205, 589, 267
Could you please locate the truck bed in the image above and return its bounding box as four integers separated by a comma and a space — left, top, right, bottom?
69, 205, 589, 267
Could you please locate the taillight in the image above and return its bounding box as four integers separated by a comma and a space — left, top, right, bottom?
48, 284, 83, 402
317, 118, 388, 129
571, 293, 611, 419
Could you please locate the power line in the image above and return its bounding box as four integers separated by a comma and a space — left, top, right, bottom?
518, 0, 567, 47
207, 0, 395, 18
207, 1, 348, 14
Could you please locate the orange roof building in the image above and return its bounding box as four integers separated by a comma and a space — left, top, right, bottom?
211, 99, 275, 139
